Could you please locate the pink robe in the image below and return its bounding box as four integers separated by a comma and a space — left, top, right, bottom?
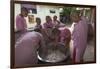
71, 19, 88, 63
16, 14, 27, 32
52, 20, 66, 28
43, 22, 53, 44
15, 15, 27, 40
15, 32, 45, 67
43, 22, 53, 29
59, 28, 71, 45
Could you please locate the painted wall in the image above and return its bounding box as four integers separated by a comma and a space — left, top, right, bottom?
14, 4, 21, 29
14, 4, 61, 29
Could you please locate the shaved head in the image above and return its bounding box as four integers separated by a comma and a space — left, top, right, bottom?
70, 10, 80, 23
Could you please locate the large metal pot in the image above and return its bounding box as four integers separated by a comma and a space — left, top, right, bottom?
37, 43, 70, 63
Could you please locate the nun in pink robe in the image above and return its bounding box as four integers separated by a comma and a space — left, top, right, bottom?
71, 18, 88, 63
70, 11, 88, 63
15, 31, 46, 67
16, 15, 27, 32
43, 16, 54, 44
15, 7, 28, 41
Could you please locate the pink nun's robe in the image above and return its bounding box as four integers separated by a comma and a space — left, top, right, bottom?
52, 20, 60, 28
35, 24, 42, 30
15, 15, 27, 41
71, 20, 88, 63
43, 22, 53, 29
52, 20, 66, 28
43, 22, 53, 43
59, 28, 71, 45
15, 32, 45, 67
16, 15, 27, 32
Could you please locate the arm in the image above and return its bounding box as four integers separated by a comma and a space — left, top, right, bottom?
38, 33, 47, 54
43, 23, 50, 37
65, 29, 71, 46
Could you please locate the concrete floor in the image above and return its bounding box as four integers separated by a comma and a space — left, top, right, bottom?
83, 39, 95, 62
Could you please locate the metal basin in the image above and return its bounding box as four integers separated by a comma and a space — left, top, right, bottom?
37, 43, 70, 63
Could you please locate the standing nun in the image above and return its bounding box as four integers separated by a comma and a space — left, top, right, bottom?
15, 7, 28, 40
70, 10, 88, 63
